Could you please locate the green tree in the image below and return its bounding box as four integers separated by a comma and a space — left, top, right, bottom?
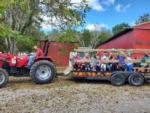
98, 30, 112, 43
112, 23, 130, 35
50, 29, 78, 42
135, 13, 150, 25
79, 30, 91, 47
0, 0, 41, 53
78, 28, 111, 48
0, 0, 89, 53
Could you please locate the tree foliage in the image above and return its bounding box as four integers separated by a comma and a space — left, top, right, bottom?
98, 30, 112, 43
0, 0, 89, 53
50, 29, 78, 42
78, 29, 111, 48
79, 30, 91, 47
112, 23, 130, 35
47, 28, 112, 49
135, 13, 150, 25
40, 0, 89, 29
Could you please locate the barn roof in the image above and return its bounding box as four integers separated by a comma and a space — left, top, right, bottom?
96, 28, 133, 47
96, 21, 150, 48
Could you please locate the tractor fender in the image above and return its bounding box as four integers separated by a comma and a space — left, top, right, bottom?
34, 57, 53, 63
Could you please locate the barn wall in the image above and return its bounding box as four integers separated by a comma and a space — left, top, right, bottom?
39, 41, 77, 67
98, 31, 133, 49
133, 29, 150, 49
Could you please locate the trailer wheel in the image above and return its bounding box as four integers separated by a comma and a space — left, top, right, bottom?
128, 73, 144, 86
110, 73, 126, 86
30, 60, 56, 84
0, 68, 8, 88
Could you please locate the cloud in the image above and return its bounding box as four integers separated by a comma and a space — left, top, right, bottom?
87, 0, 104, 11
86, 24, 108, 31
70, 0, 82, 4
71, 0, 104, 11
115, 4, 131, 12
103, 0, 115, 6
108, 0, 115, 4
71, 0, 117, 12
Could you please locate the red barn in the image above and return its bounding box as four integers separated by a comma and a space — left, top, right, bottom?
97, 22, 150, 49
39, 41, 77, 67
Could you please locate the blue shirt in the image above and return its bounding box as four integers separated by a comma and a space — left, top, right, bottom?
117, 56, 126, 64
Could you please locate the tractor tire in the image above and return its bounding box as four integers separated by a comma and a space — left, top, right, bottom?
128, 73, 144, 86
0, 68, 9, 88
110, 72, 126, 86
30, 60, 56, 84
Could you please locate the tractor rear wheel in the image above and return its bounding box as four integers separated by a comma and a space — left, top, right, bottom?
128, 73, 144, 86
0, 68, 8, 88
30, 60, 56, 84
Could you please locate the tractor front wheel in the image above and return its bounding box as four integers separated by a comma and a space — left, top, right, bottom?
0, 68, 9, 88
30, 60, 56, 84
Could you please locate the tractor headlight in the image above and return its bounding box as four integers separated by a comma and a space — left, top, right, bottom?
11, 56, 17, 64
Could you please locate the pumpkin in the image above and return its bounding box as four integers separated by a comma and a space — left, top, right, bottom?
78, 72, 83, 76
92, 72, 96, 76
82, 72, 85, 76
87, 72, 92, 76
97, 72, 101, 76
85, 72, 88, 76
105, 72, 111, 77
76, 72, 79, 76
73, 72, 77, 76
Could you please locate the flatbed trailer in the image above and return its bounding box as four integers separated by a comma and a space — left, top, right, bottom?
70, 48, 150, 86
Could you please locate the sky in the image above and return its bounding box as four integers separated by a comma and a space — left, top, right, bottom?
85, 0, 150, 31
41, 0, 150, 32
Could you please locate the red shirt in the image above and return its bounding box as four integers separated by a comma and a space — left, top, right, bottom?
35, 48, 43, 58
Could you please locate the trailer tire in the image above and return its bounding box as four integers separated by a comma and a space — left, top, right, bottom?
30, 60, 56, 84
110, 73, 126, 86
0, 68, 8, 88
128, 73, 144, 86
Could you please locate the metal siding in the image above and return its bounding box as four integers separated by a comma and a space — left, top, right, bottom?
98, 31, 133, 49
133, 29, 150, 49
46, 42, 76, 67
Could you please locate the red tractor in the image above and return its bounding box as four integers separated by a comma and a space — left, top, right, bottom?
0, 41, 56, 88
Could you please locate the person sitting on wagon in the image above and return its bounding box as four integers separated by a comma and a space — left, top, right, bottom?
73, 52, 91, 71
83, 53, 91, 71
101, 52, 109, 72
109, 53, 118, 72
90, 55, 97, 71
96, 55, 101, 71
64, 52, 81, 75
72, 52, 82, 71
140, 54, 150, 67
116, 52, 127, 71
126, 53, 134, 72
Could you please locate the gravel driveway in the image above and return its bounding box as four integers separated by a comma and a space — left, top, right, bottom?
0, 76, 150, 113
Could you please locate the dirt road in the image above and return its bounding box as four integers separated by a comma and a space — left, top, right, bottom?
0, 76, 150, 113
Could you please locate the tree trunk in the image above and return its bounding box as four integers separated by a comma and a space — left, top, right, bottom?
5, 37, 16, 53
